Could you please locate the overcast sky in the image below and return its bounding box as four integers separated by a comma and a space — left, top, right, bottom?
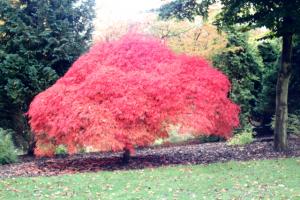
95, 0, 163, 22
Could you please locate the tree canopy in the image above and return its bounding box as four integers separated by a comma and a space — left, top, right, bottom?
159, 0, 300, 36
28, 34, 240, 156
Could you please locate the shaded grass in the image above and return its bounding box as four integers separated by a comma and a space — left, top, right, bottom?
0, 158, 299, 199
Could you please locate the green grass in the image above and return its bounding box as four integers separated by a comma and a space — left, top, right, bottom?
0, 158, 300, 200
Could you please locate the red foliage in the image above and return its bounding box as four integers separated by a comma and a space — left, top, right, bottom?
28, 34, 240, 156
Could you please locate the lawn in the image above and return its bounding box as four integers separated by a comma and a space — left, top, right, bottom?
0, 158, 299, 200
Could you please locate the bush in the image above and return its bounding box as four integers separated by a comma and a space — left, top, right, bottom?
0, 128, 18, 165
287, 114, 300, 136
55, 145, 68, 156
227, 128, 254, 146
199, 135, 224, 143
271, 112, 300, 136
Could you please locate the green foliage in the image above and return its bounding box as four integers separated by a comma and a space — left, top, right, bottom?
271, 111, 300, 136
0, 128, 18, 165
227, 127, 254, 146
199, 135, 223, 143
159, 1, 300, 37
159, 0, 213, 21
256, 40, 280, 119
78, 148, 86, 154
54, 145, 68, 156
212, 30, 263, 127
286, 113, 300, 136
256, 38, 300, 126
0, 0, 95, 152
289, 37, 300, 113
153, 138, 164, 146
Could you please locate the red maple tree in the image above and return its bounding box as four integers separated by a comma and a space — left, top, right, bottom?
28, 34, 240, 157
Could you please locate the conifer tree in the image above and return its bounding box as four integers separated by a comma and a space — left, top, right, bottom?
0, 0, 95, 153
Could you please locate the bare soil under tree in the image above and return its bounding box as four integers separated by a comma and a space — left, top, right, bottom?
0, 137, 299, 179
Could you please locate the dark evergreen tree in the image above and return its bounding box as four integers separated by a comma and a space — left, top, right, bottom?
257, 38, 300, 119
289, 36, 300, 113
0, 0, 95, 153
212, 31, 263, 128
256, 41, 280, 124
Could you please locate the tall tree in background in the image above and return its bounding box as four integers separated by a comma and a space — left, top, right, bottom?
148, 20, 227, 59
0, 0, 95, 153
159, 0, 300, 151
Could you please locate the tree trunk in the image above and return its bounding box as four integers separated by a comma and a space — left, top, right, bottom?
122, 148, 131, 164
274, 33, 293, 151
27, 140, 36, 156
